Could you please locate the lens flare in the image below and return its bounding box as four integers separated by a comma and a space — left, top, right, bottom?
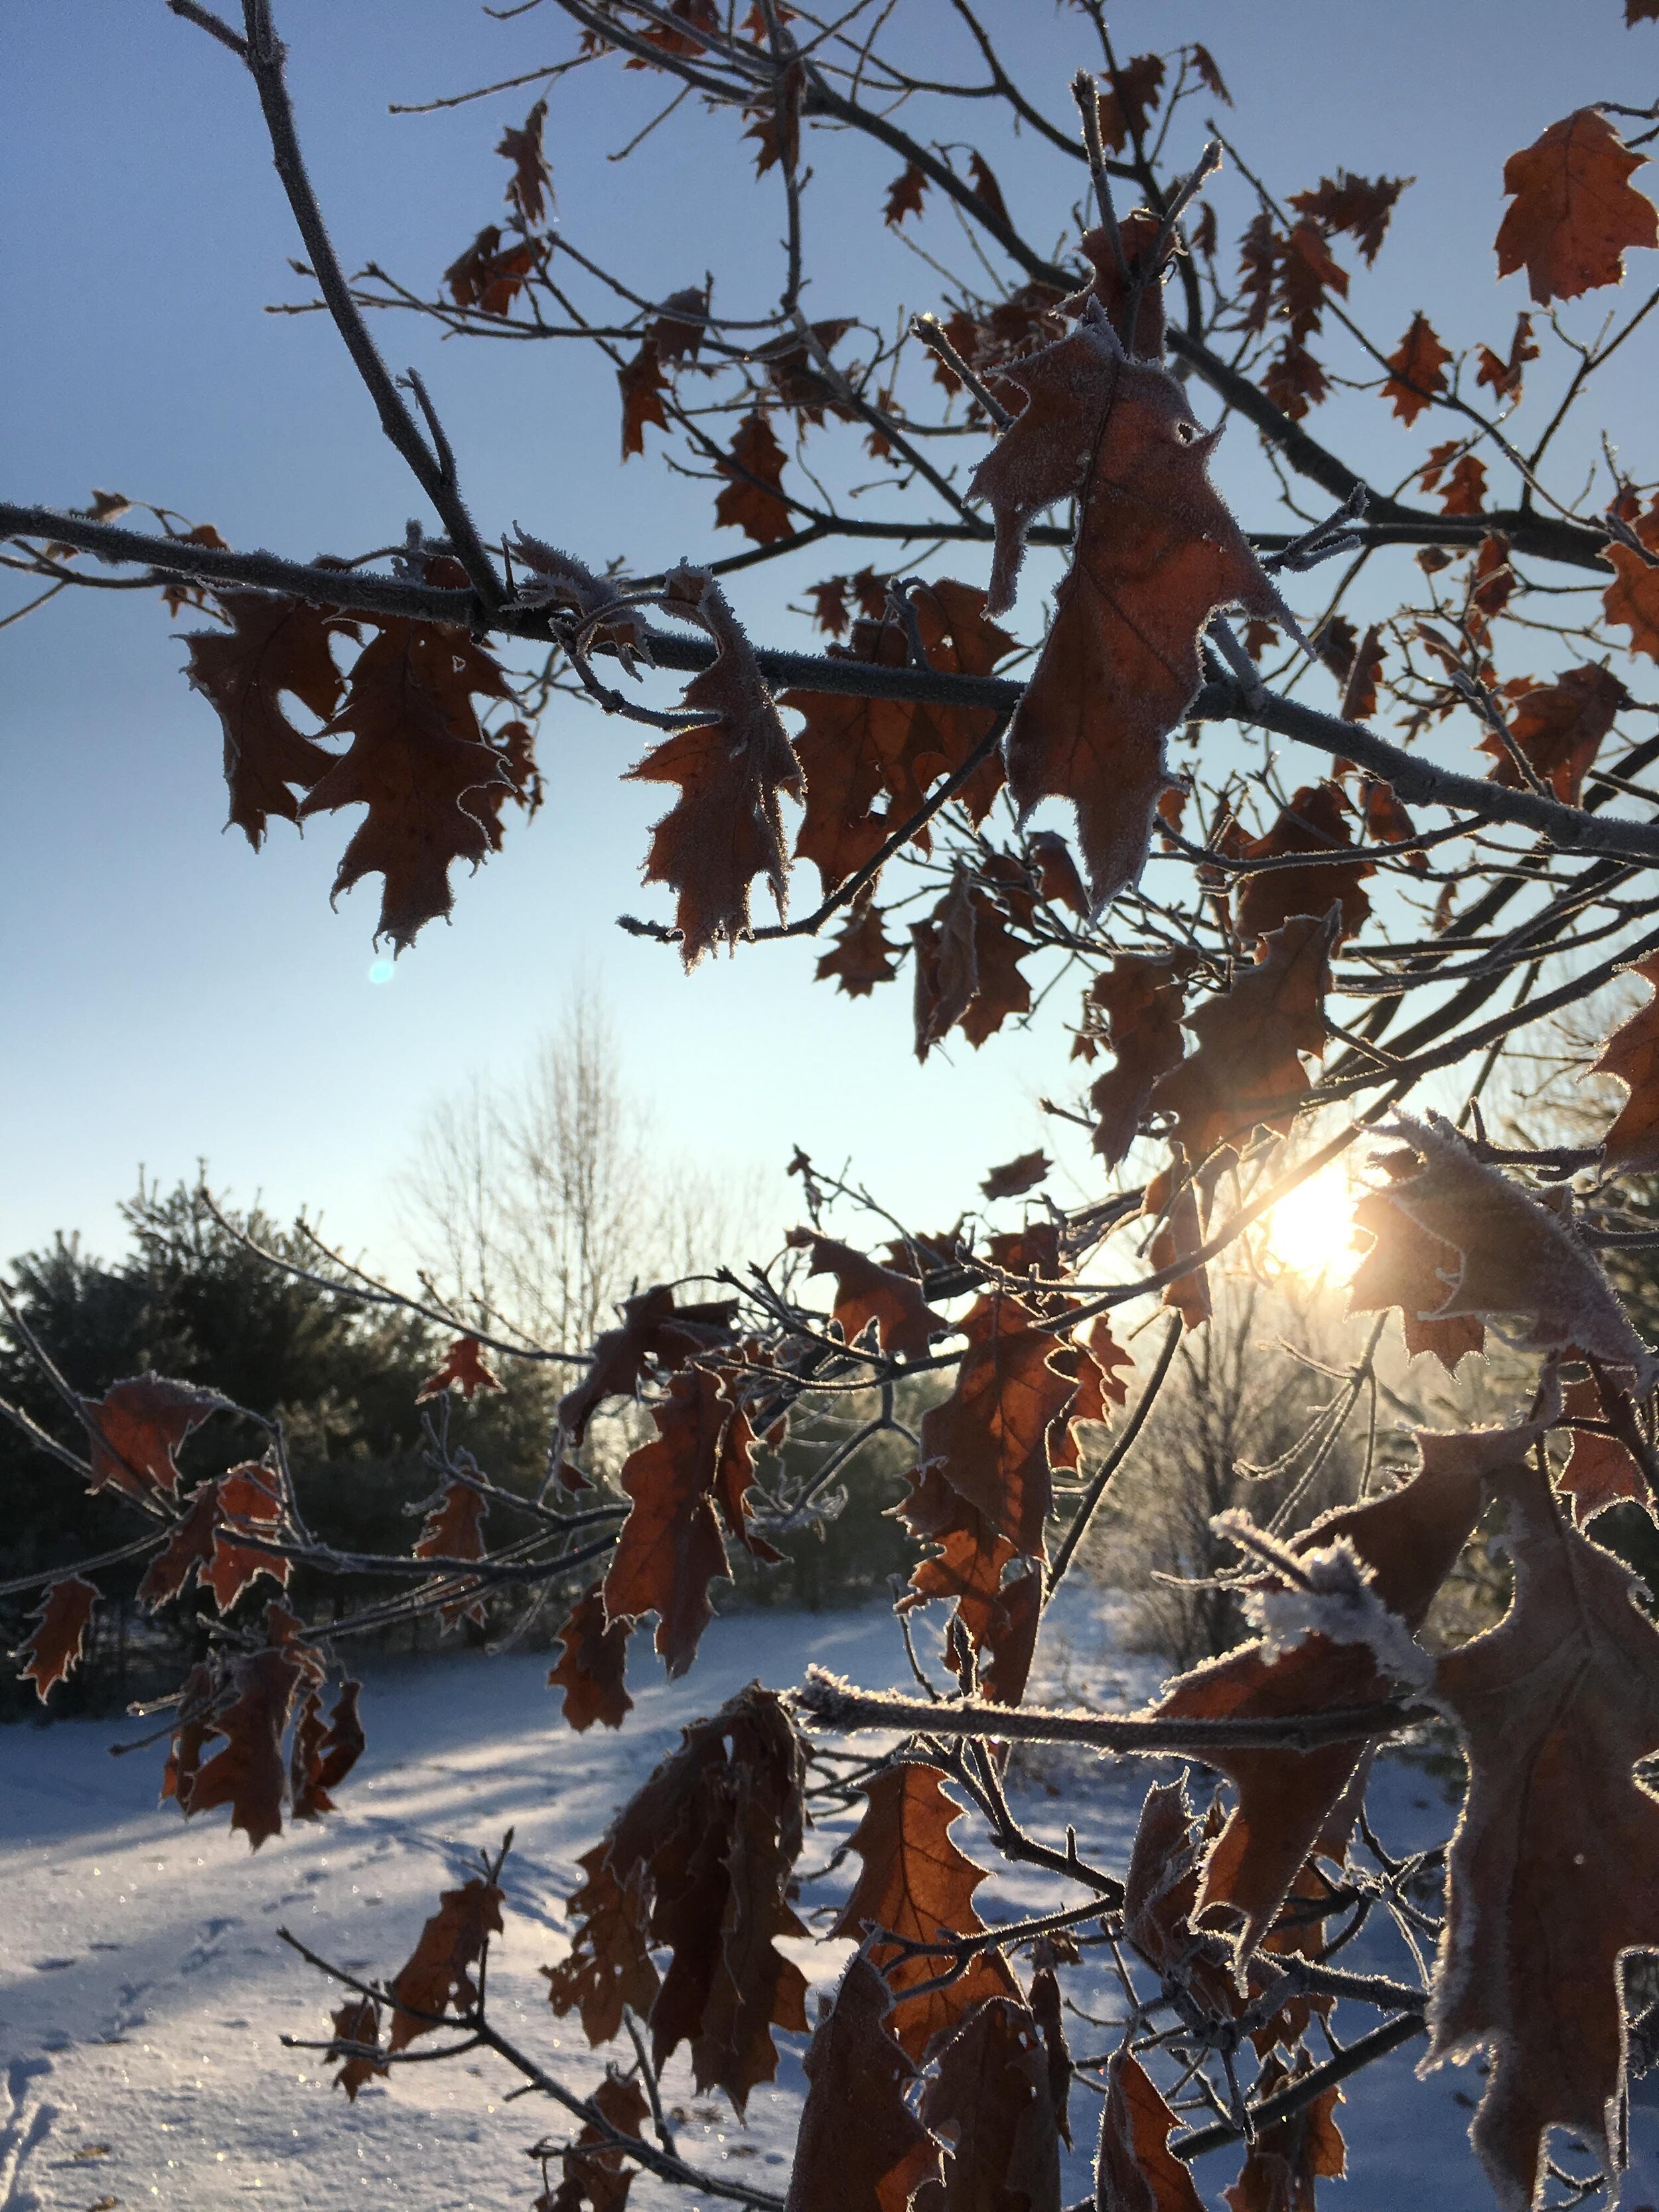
1261, 1161, 1359, 1285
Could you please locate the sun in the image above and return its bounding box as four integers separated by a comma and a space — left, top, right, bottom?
1260, 1159, 1362, 1286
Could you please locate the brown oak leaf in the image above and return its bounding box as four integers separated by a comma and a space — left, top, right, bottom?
648, 283, 710, 366
972, 324, 1284, 915
912, 871, 1033, 1059
1028, 1962, 1073, 2148
1096, 2051, 1204, 2212
1081, 954, 1190, 1169
1469, 533, 1517, 629
417, 1335, 506, 1402
1288, 172, 1409, 264
603, 1366, 755, 1676
1426, 1449, 1659, 2208
885, 162, 930, 226
1339, 623, 1385, 722
1347, 1149, 1485, 1373
1189, 44, 1232, 104
543, 1846, 660, 2045
540, 2070, 648, 2212
624, 0, 719, 66
184, 1639, 313, 1850
899, 1464, 1041, 1706
557, 1286, 737, 1450
549, 1584, 635, 1733
713, 411, 794, 543
784, 1953, 942, 2212
1593, 952, 1659, 1169
136, 1480, 220, 1609
1376, 1112, 1655, 1386
1362, 777, 1425, 868
1121, 1779, 1242, 2020
1027, 829, 1089, 915
327, 1996, 388, 2101
787, 1230, 947, 1358
1382, 313, 1451, 425
1224, 2055, 1344, 2212
1048, 1321, 1133, 1477
290, 1678, 365, 1820
1143, 1153, 1212, 1330
1153, 1428, 1506, 1959
385, 1876, 504, 2053
1557, 1372, 1645, 1526
1233, 785, 1373, 944
833, 1762, 1019, 2059
1479, 662, 1628, 803
1096, 55, 1165, 153
913, 1996, 1062, 2212
413, 1474, 489, 1629
553, 1687, 808, 2111
753, 319, 855, 426
1496, 107, 1659, 304
815, 900, 900, 995
628, 569, 802, 966
968, 151, 1010, 231
1475, 312, 1540, 401
299, 615, 516, 949
1603, 494, 1659, 658
1151, 910, 1338, 1169
618, 339, 670, 458
444, 226, 538, 314
980, 1150, 1050, 1202
182, 593, 348, 847
786, 579, 1014, 897
496, 98, 551, 226
1077, 210, 1173, 358
917, 1291, 1076, 1558
82, 1373, 220, 1499
204, 1463, 290, 1613
18, 1574, 98, 1700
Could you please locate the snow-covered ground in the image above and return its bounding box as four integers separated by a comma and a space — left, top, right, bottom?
3, 1599, 1653, 2212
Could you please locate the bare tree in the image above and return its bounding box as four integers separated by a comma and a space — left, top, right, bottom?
399, 989, 765, 1349
1091, 1284, 1368, 1669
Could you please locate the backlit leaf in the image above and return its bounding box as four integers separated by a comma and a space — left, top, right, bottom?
979, 1150, 1050, 1202
1594, 951, 1659, 1169
182, 593, 348, 848
713, 411, 794, 543
299, 615, 516, 950
628, 569, 802, 966
1478, 663, 1628, 803
417, 1335, 506, 1402
1496, 107, 1658, 303
1376, 1112, 1655, 1386
833, 1762, 1018, 2059
913, 1996, 1062, 2211
1428, 1449, 1659, 2208
1151, 910, 1338, 1169
973, 326, 1283, 914
1096, 2051, 1204, 2212
1382, 313, 1451, 425
786, 1953, 941, 2212
1154, 1430, 1504, 1958
17, 1574, 98, 1701
786, 1230, 947, 1358
82, 1374, 220, 1499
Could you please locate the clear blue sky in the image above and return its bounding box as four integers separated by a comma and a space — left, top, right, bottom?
1, 0, 1652, 1278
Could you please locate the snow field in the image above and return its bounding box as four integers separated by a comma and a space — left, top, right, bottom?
3, 1597, 1647, 2211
